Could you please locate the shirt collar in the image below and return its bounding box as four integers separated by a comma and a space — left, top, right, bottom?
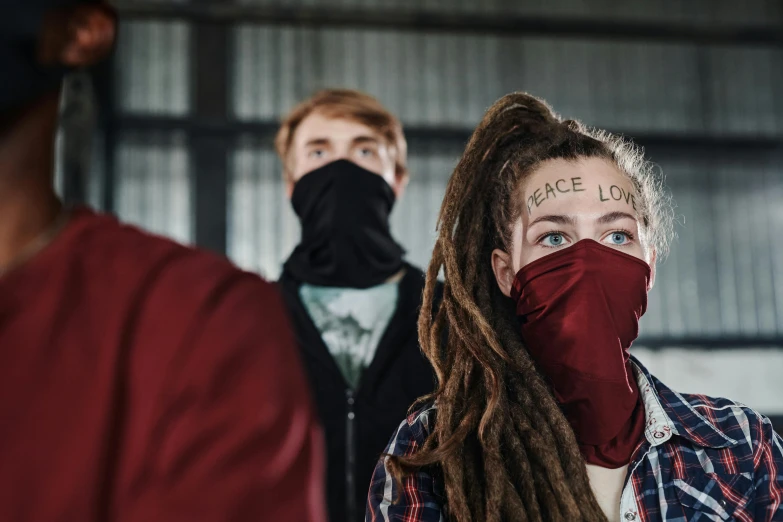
630, 356, 739, 449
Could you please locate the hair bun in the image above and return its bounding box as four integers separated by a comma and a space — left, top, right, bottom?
467, 93, 561, 165
490, 92, 560, 126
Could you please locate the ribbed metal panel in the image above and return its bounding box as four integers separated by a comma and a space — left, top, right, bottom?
705, 48, 783, 135
228, 139, 299, 279
54, 131, 105, 209
232, 27, 509, 128
642, 149, 783, 338
114, 131, 192, 244
389, 142, 462, 270
86, 133, 106, 209
231, 27, 781, 135
234, 0, 782, 26
115, 20, 191, 115
518, 39, 706, 133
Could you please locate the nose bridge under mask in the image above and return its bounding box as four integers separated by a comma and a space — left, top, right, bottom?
514, 239, 650, 288
509, 238, 650, 465
284, 159, 404, 289
291, 159, 395, 215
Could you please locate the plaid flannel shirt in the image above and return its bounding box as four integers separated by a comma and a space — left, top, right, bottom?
366, 356, 783, 522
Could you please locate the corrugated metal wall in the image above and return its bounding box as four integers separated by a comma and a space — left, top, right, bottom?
98, 0, 783, 345
111, 19, 193, 240
644, 149, 783, 339
232, 28, 783, 134
237, 0, 783, 27
115, 131, 192, 243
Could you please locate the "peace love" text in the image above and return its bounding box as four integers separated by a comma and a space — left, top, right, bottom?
526, 176, 637, 214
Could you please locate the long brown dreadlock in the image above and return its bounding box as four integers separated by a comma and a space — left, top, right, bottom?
387, 92, 674, 522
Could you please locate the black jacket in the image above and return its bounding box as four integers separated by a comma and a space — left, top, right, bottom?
278, 263, 441, 522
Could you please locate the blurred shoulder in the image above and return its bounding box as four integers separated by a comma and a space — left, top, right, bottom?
74, 207, 278, 311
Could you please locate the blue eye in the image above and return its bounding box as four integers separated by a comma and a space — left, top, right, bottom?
542, 233, 566, 247
607, 232, 630, 245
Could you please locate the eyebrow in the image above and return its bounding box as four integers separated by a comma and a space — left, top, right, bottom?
304, 135, 379, 148
528, 214, 577, 227
528, 211, 638, 228
597, 211, 638, 225
351, 136, 380, 146
304, 138, 331, 148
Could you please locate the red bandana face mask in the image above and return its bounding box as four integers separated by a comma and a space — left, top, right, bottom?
510, 239, 651, 468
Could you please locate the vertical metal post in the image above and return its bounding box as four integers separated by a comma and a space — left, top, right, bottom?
93, 54, 117, 214
60, 71, 97, 205
191, 0, 231, 254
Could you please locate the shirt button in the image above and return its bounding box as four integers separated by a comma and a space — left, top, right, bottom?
624, 512, 637, 521
719, 499, 728, 508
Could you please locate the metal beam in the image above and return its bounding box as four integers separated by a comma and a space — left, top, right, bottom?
113, 2, 783, 47
92, 55, 117, 214
59, 72, 97, 205
191, 7, 230, 255
635, 337, 783, 349
114, 114, 783, 152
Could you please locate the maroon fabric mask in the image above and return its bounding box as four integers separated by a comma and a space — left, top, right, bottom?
510, 239, 650, 468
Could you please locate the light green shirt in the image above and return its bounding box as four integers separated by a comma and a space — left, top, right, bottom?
300, 282, 399, 389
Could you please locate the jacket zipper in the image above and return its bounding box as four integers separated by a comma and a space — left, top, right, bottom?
346, 388, 357, 521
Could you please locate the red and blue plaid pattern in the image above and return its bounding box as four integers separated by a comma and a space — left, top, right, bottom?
366, 357, 783, 521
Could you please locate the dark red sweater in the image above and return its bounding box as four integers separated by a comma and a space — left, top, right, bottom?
0, 208, 326, 521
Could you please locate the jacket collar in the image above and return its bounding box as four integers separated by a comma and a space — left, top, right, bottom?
630, 356, 739, 449
278, 262, 428, 394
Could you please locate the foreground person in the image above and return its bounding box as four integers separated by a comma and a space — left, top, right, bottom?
366, 93, 783, 522
0, 2, 325, 520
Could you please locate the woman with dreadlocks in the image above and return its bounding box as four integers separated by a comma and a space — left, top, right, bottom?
365, 93, 783, 522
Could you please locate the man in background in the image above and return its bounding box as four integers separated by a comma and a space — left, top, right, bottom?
275, 89, 441, 522
0, 2, 326, 520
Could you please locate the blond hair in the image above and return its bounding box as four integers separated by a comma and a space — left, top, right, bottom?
274, 88, 408, 181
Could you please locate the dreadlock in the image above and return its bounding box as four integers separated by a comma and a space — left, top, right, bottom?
387, 92, 674, 522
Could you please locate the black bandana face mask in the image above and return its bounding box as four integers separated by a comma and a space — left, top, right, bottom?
284, 159, 405, 289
